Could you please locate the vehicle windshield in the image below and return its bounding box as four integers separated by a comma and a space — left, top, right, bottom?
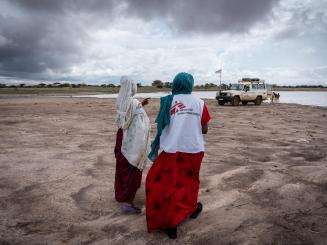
228, 84, 243, 90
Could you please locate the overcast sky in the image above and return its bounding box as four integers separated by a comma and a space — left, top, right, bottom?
0, 0, 326, 85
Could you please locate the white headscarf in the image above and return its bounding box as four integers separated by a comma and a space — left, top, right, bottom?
116, 76, 138, 129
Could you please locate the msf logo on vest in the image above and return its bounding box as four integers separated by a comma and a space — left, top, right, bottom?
170, 101, 186, 115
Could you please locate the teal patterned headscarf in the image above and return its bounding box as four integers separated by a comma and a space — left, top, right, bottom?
148, 72, 194, 161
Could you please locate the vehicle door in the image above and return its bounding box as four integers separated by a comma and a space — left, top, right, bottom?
248, 84, 258, 100
242, 84, 251, 101
258, 83, 267, 99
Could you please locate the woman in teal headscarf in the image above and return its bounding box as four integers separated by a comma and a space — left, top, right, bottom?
146, 72, 211, 239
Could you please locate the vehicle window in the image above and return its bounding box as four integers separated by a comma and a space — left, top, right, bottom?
229, 84, 242, 90
258, 84, 265, 90
252, 84, 258, 90
244, 85, 250, 92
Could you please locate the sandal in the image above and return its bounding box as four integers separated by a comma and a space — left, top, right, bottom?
121, 203, 142, 214
163, 227, 177, 239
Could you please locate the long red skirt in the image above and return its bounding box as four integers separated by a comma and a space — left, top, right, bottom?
146, 151, 204, 231
114, 128, 142, 203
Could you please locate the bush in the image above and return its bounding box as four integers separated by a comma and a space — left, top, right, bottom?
61, 83, 71, 87
204, 83, 217, 88
37, 83, 46, 88
163, 82, 172, 88
152, 80, 163, 88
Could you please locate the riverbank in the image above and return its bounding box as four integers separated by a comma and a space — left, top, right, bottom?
0, 96, 327, 244
1, 86, 327, 95
1, 90, 327, 107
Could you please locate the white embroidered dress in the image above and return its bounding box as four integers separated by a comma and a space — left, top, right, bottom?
116, 77, 151, 170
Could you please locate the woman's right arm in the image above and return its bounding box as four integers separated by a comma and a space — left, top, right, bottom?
202, 124, 208, 134
201, 103, 211, 134
141, 98, 150, 106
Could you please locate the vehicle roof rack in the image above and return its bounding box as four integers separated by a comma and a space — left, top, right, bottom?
239, 78, 265, 84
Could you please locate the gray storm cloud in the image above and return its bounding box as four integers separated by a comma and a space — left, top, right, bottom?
126, 0, 279, 33
8, 0, 281, 33
0, 0, 312, 81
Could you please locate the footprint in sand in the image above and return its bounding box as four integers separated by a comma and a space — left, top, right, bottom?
70, 184, 112, 220
78, 141, 102, 151
288, 146, 326, 162
82, 168, 96, 177
102, 224, 128, 239
94, 155, 108, 169
220, 169, 264, 190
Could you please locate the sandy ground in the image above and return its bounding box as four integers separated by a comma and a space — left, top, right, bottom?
0, 95, 327, 245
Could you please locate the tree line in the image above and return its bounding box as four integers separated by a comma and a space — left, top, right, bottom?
274, 85, 326, 88
151, 80, 219, 88
0, 82, 120, 88
0, 81, 325, 89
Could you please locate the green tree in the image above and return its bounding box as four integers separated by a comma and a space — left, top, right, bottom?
152, 80, 163, 88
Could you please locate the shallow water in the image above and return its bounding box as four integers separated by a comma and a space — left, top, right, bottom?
276, 91, 327, 107
73, 91, 327, 107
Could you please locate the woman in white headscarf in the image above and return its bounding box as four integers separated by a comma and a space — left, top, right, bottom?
114, 76, 151, 214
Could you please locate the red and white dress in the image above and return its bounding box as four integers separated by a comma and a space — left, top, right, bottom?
146, 94, 211, 231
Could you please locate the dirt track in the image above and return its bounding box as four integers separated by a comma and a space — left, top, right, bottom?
0, 95, 327, 244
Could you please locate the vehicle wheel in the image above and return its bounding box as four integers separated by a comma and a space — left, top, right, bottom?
242, 101, 248, 105
254, 96, 262, 105
232, 96, 240, 106
218, 100, 225, 106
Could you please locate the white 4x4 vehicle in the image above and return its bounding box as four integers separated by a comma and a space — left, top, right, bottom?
216, 79, 268, 106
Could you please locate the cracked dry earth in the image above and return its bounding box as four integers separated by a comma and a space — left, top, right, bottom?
0, 96, 327, 245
